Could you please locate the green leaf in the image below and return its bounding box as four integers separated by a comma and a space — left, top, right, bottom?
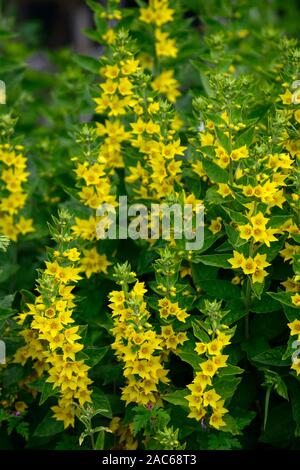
92, 389, 112, 419
33, 412, 64, 437
191, 320, 210, 342
20, 289, 36, 310
202, 159, 229, 183
0, 294, 15, 309
95, 430, 105, 450
268, 215, 293, 229
192, 264, 218, 283
252, 294, 281, 313
0, 235, 9, 252
222, 207, 248, 225
73, 54, 99, 73
221, 415, 241, 435
274, 377, 289, 401
214, 126, 231, 154
39, 381, 58, 405
82, 28, 103, 44
252, 346, 290, 366
175, 350, 201, 370
86, 0, 105, 14
3, 365, 24, 387
283, 304, 299, 322
162, 389, 189, 408
223, 299, 247, 324
84, 346, 109, 368
205, 186, 225, 204
214, 376, 241, 400
218, 365, 244, 376
0, 264, 19, 283
225, 224, 247, 249
198, 280, 240, 300
235, 127, 254, 147
196, 254, 232, 269
251, 280, 264, 299
267, 291, 295, 308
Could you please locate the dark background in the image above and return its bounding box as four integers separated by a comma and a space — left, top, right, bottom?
5, 0, 137, 52
5, 0, 300, 52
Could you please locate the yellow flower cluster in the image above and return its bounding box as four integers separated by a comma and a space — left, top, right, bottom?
0, 144, 34, 240
95, 59, 140, 121
186, 330, 232, 429
80, 247, 111, 279
140, 0, 177, 58
126, 108, 186, 200
75, 160, 116, 210
139, 0, 180, 101
109, 281, 169, 406
72, 57, 139, 242
151, 70, 181, 103
100, 2, 122, 45
140, 0, 174, 27
109, 417, 138, 450
280, 241, 300, 263
237, 212, 278, 247
229, 250, 271, 284
158, 297, 189, 322
159, 324, 188, 352
14, 250, 92, 428
155, 29, 177, 59
288, 316, 300, 375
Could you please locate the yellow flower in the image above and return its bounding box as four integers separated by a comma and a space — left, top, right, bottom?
194, 373, 212, 388
253, 253, 270, 269
291, 362, 300, 375
209, 412, 226, 429
195, 342, 207, 355
281, 278, 300, 293
152, 70, 180, 102
118, 77, 134, 96
250, 213, 268, 227
238, 224, 253, 240
186, 394, 203, 409
280, 242, 300, 263
131, 281, 147, 298
15, 217, 34, 235
217, 183, 232, 198
209, 217, 222, 234
63, 248, 81, 262
291, 294, 300, 308
230, 145, 248, 161
102, 29, 116, 45
15, 401, 28, 412
206, 339, 223, 356
279, 89, 292, 105
252, 268, 268, 284
228, 251, 245, 269
200, 132, 214, 146
241, 257, 257, 275
200, 359, 218, 377
288, 319, 300, 335
202, 389, 221, 408
187, 407, 206, 421
212, 354, 229, 369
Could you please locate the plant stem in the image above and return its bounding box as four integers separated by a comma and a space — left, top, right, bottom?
90, 431, 95, 450
244, 277, 251, 339
263, 386, 272, 431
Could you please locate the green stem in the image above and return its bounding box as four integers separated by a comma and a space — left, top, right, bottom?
90, 431, 95, 450
244, 277, 251, 339
263, 386, 272, 431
